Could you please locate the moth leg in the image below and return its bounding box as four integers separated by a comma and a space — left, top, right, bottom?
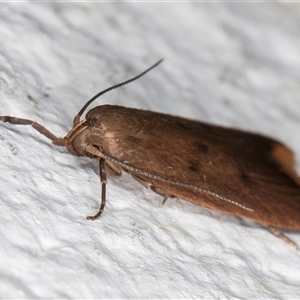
267, 226, 298, 248
86, 158, 107, 220
162, 196, 169, 206
219, 213, 224, 222
85, 144, 105, 158
162, 197, 180, 206
0, 116, 64, 146
106, 160, 122, 176
131, 175, 175, 205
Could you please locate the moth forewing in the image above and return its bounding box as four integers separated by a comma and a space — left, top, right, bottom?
86, 105, 300, 230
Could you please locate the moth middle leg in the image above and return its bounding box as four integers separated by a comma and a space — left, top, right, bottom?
131, 174, 175, 205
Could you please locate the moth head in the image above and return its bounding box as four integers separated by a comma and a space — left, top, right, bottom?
62, 120, 90, 156
63, 115, 106, 158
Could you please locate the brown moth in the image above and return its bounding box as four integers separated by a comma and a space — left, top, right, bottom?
1, 60, 300, 247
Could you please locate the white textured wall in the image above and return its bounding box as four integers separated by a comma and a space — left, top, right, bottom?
0, 3, 300, 299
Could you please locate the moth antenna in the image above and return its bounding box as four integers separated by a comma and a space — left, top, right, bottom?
73, 59, 163, 126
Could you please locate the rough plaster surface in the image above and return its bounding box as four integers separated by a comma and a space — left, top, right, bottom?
0, 3, 300, 299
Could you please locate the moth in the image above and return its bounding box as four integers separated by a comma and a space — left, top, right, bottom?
1, 60, 300, 247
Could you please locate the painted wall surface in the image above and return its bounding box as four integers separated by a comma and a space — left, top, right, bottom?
0, 3, 300, 299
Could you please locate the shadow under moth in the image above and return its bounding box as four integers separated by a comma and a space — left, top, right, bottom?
1, 60, 300, 247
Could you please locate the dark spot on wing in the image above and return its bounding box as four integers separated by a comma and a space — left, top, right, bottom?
240, 169, 253, 185
189, 161, 201, 173
193, 141, 209, 153
127, 136, 142, 146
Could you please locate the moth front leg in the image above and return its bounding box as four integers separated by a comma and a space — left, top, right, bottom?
0, 116, 64, 145
86, 158, 107, 220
